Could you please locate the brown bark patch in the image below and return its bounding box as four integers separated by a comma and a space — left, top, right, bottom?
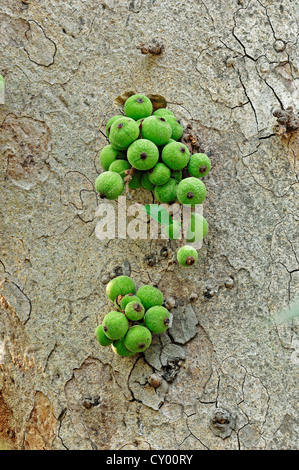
0, 393, 16, 450
24, 392, 58, 450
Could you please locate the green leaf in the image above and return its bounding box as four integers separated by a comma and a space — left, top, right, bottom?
272, 301, 299, 325
143, 204, 172, 226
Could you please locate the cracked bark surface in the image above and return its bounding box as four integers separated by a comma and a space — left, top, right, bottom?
0, 0, 298, 450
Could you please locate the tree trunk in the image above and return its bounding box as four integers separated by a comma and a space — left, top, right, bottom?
0, 0, 298, 450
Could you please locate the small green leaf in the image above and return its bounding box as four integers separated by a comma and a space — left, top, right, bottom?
143, 204, 172, 226
272, 301, 299, 325
0, 75, 4, 105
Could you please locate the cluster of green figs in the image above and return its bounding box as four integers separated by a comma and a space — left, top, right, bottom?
96, 93, 211, 204
95, 275, 172, 357
95, 93, 211, 267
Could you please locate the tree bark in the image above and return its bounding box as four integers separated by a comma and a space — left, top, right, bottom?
0, 0, 298, 450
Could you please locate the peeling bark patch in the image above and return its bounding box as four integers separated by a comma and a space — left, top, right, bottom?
275, 63, 297, 93
187, 357, 271, 450
0, 115, 51, 190
1, 282, 32, 324
25, 20, 56, 67
24, 392, 58, 450
168, 305, 198, 344
128, 358, 168, 410
239, 423, 265, 450
64, 358, 130, 449
0, 393, 16, 450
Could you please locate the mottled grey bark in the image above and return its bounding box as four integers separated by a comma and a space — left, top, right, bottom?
0, 0, 299, 450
